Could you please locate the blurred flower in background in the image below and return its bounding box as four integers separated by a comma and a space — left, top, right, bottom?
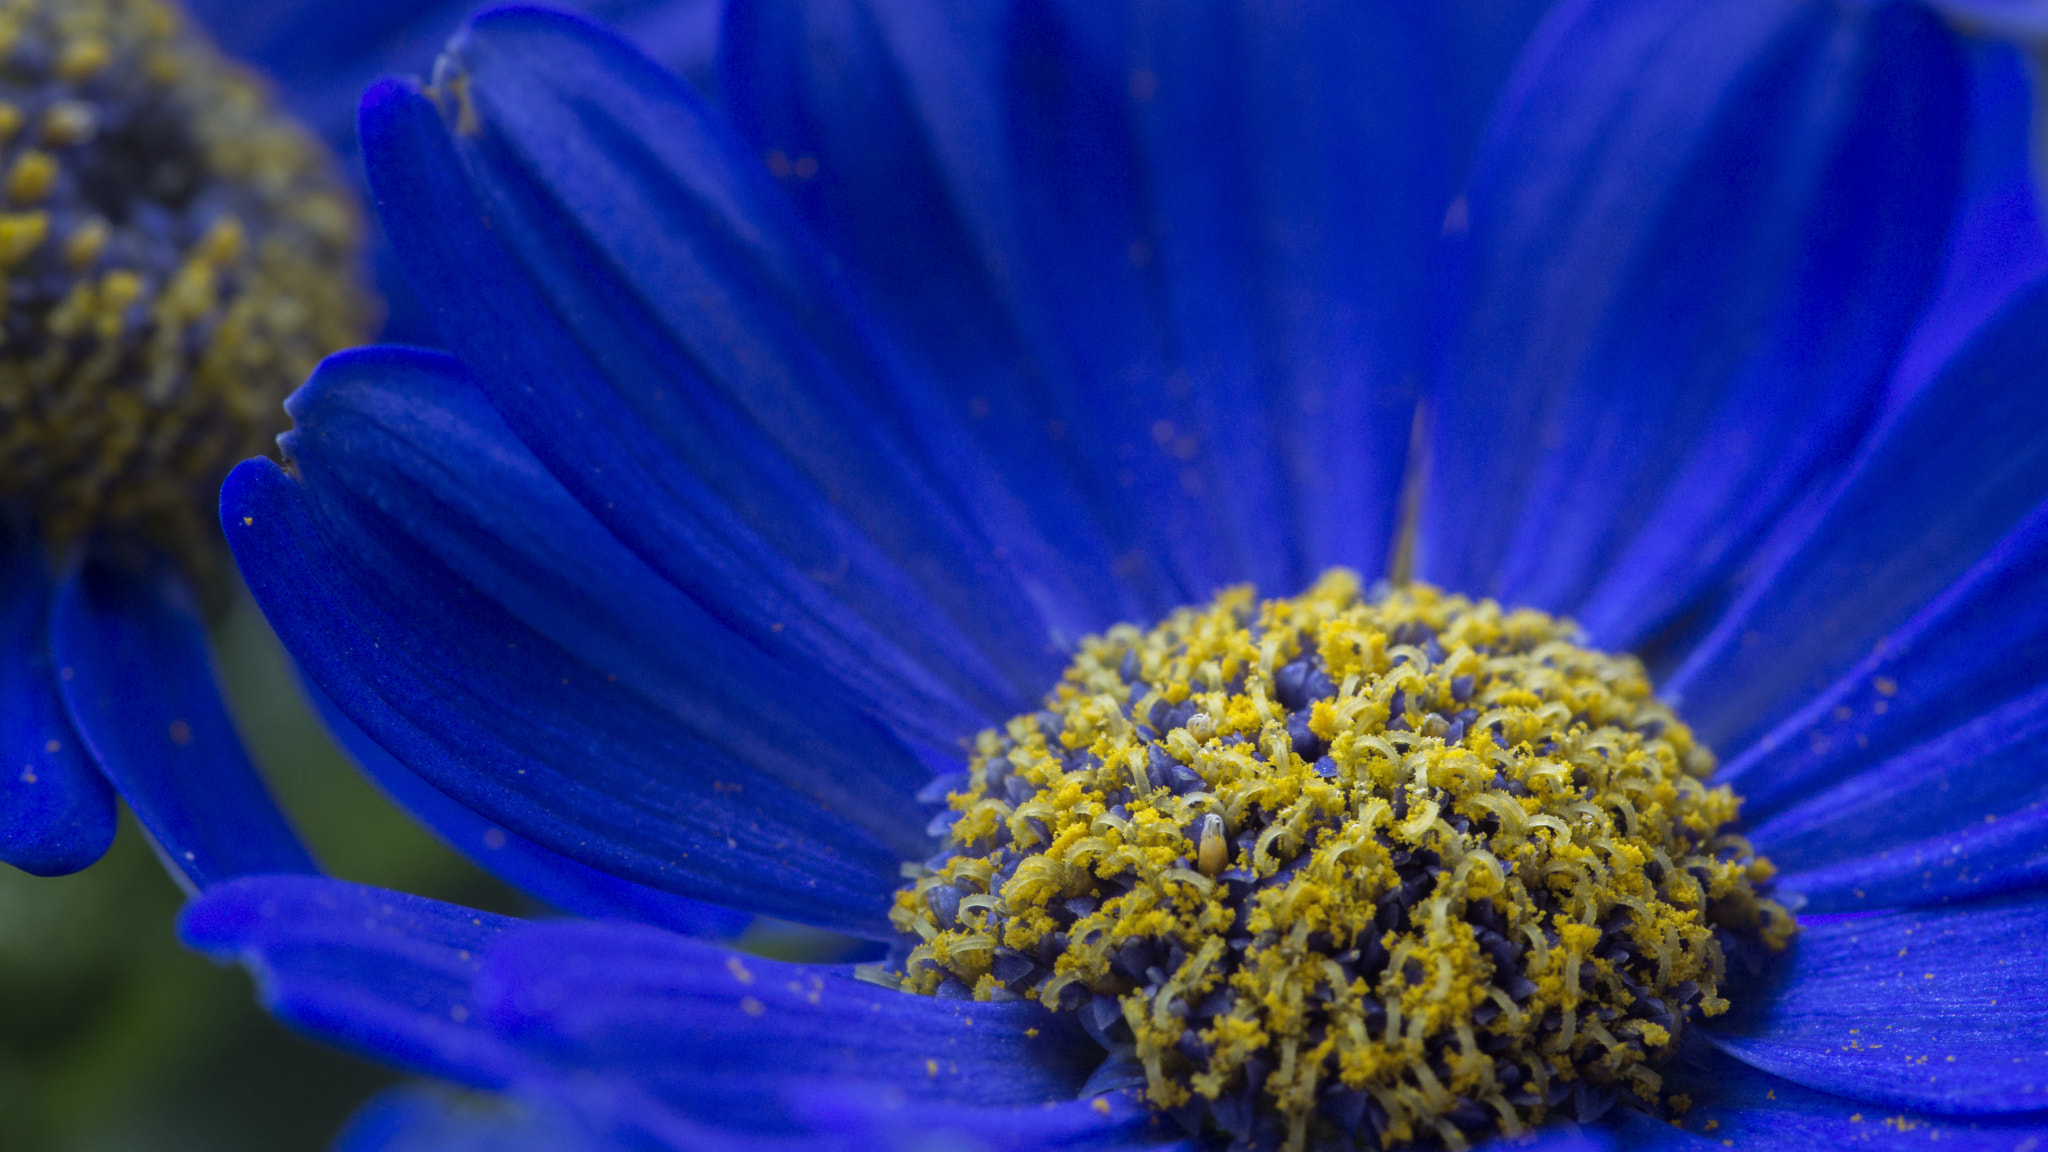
0, 1, 721, 1149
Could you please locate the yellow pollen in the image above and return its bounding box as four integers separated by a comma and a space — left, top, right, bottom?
892, 571, 1794, 1151
0, 0, 370, 566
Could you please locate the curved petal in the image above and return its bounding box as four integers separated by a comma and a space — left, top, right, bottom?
1123, 0, 1445, 585
718, 0, 1144, 618
1421, 0, 1966, 651
1666, 275, 2048, 755
307, 682, 749, 939
364, 9, 1106, 747
475, 919, 1098, 1130
225, 349, 921, 936
49, 558, 315, 889
1751, 678, 2048, 911
1719, 494, 2048, 819
187, 877, 1110, 1150
1889, 39, 2048, 401
1608, 1041, 2048, 1150
332, 1085, 615, 1152
788, 1087, 1185, 1152
726, 0, 1444, 602
181, 875, 526, 1087
0, 541, 113, 876
1705, 895, 2048, 1114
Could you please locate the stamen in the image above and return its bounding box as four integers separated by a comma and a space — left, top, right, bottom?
892, 571, 1794, 1150
0, 0, 368, 565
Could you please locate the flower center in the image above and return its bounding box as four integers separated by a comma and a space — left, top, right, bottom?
889, 570, 1794, 1151
0, 0, 367, 563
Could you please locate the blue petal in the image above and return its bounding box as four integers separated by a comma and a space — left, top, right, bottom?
364, 9, 1099, 746
474, 919, 1098, 1130
718, 0, 1146, 619
1121, 0, 1445, 584
308, 682, 749, 939
332, 1085, 614, 1152
224, 348, 922, 936
788, 1087, 1184, 1151
1718, 497, 2048, 821
724, 0, 1444, 603
0, 540, 113, 876
48, 558, 314, 888
1889, 40, 2048, 400
184, 0, 728, 347
1410, 0, 1556, 185
1609, 1040, 2048, 1150
181, 875, 526, 1086
1705, 894, 2048, 1113
1421, 0, 1966, 651
1749, 678, 2048, 911
1665, 276, 2048, 755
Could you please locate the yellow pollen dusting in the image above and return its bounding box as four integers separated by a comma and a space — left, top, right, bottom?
891, 571, 1794, 1151
0, 0, 368, 566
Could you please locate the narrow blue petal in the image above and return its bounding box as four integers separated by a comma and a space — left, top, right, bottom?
1611, 1040, 2048, 1151
474, 919, 1098, 1130
719, 0, 1145, 622
364, 9, 1106, 746
1125, 0, 1445, 585
224, 394, 917, 936
1422, 0, 1965, 651
789, 1087, 1185, 1151
1889, 40, 2048, 400
1774, 800, 2048, 914
48, 559, 315, 888
1705, 894, 2048, 1113
0, 541, 113, 876
726, 0, 1443, 604
1750, 679, 2048, 911
332, 1085, 613, 1152
181, 875, 526, 1087
308, 683, 749, 939
1666, 276, 2048, 754
1407, 0, 1555, 185
1718, 496, 2048, 820
238, 343, 927, 932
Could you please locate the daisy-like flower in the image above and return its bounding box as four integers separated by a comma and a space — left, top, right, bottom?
195, 0, 2048, 1149
0, 0, 370, 885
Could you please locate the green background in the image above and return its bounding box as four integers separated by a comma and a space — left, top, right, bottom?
0, 588, 528, 1151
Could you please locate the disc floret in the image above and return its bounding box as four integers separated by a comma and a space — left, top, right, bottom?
890, 571, 1794, 1150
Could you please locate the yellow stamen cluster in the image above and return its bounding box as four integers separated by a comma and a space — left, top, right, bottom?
0, 0, 367, 564
890, 571, 1793, 1150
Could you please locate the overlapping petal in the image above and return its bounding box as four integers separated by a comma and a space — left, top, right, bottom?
1706, 896, 2048, 1114
1422, 0, 1966, 656
1613, 1042, 2048, 1150
310, 686, 749, 938
181, 875, 525, 1086
224, 346, 924, 935
0, 541, 114, 876
725, 0, 1446, 604
186, 876, 1111, 1148
1667, 275, 2048, 754
365, 8, 1119, 751
49, 559, 315, 889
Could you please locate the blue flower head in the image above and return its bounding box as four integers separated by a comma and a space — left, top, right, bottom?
0, 0, 371, 885
193, 0, 2048, 1149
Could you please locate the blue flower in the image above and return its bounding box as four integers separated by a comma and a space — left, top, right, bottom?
0, 0, 376, 885
0, 0, 743, 921
196, 0, 2048, 1149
